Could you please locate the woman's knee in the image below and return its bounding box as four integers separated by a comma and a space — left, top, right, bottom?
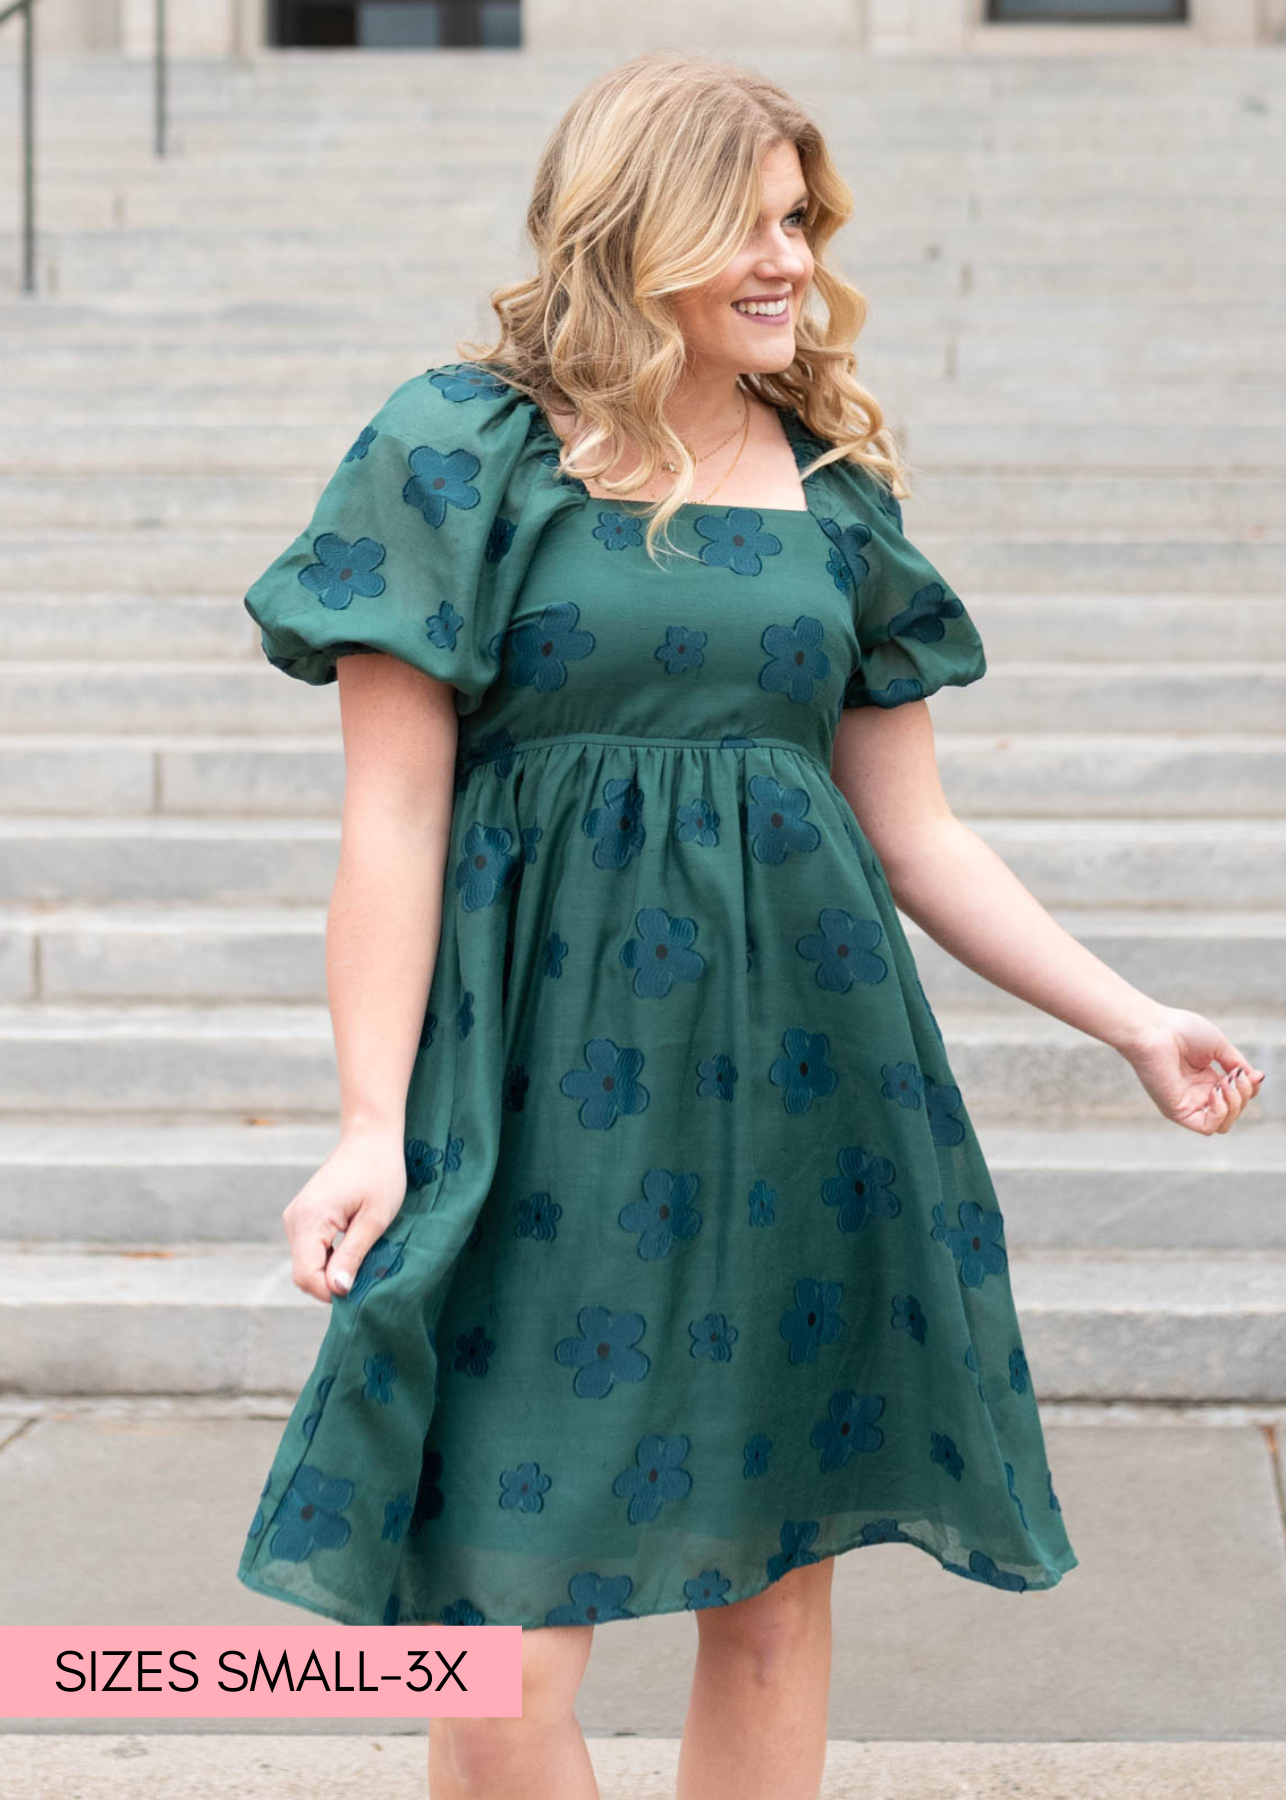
431, 1622, 594, 1779
694, 1558, 834, 1675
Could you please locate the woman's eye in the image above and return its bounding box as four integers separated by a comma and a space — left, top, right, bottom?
786, 207, 808, 228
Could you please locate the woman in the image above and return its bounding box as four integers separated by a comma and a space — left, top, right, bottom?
235, 48, 1263, 1800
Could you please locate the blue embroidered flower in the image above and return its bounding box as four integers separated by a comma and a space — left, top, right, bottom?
944, 1200, 1007, 1288
655, 625, 707, 673
440, 1598, 486, 1624
560, 1037, 650, 1128
882, 1061, 926, 1109
592, 510, 644, 550
452, 1323, 495, 1377
849, 671, 925, 709
405, 1139, 443, 1189
545, 1571, 637, 1626
344, 1233, 408, 1305
811, 1390, 885, 1471
685, 1569, 731, 1608
675, 797, 720, 846
502, 1062, 529, 1111
583, 776, 646, 869
508, 600, 595, 691
619, 905, 705, 997
743, 1433, 772, 1478
382, 1492, 413, 1543
766, 1518, 821, 1582
426, 599, 463, 651
925, 1075, 967, 1146
269, 1462, 354, 1562
891, 1294, 927, 1345
455, 820, 518, 910
613, 1432, 692, 1524
944, 1552, 1027, 1592
418, 1008, 437, 1050
930, 1431, 964, 1481
818, 515, 873, 593
759, 615, 830, 704
1048, 1468, 1062, 1512
515, 1191, 561, 1241
429, 364, 513, 403
748, 1178, 776, 1226
363, 1352, 397, 1404
443, 1135, 462, 1175
457, 990, 475, 1036
821, 1145, 901, 1233
343, 425, 377, 462
780, 1277, 845, 1365
409, 1444, 445, 1534
797, 908, 888, 992
521, 823, 542, 864
499, 1462, 551, 1512
888, 582, 967, 645
769, 1027, 838, 1113
694, 508, 782, 575
745, 774, 821, 864
619, 1167, 702, 1259
1010, 1346, 1030, 1394
298, 531, 387, 609
860, 1518, 910, 1544
486, 515, 515, 562
1006, 1461, 1030, 1532
543, 929, 568, 977
301, 1372, 335, 1440
403, 443, 481, 526
696, 1052, 737, 1101
555, 1304, 650, 1397
690, 1311, 737, 1361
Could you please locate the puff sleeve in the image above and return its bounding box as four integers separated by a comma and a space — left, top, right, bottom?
242, 366, 537, 717
830, 464, 987, 711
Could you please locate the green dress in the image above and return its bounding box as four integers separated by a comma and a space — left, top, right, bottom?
235, 360, 1079, 1629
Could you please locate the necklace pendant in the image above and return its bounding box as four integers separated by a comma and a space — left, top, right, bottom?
662, 459, 678, 473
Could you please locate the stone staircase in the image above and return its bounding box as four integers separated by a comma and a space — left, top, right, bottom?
1, 46, 1284, 1406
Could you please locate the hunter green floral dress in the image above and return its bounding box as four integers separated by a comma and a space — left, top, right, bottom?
235, 359, 1078, 1630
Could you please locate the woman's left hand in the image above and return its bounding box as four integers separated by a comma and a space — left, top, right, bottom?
1124, 1006, 1266, 1134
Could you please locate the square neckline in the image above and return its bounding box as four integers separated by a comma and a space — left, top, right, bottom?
514, 375, 821, 516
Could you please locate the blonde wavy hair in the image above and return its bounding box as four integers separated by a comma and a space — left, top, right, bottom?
456, 47, 913, 564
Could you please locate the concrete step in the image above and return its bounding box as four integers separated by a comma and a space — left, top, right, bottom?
2, 528, 1283, 594
1, 813, 1280, 908
1, 900, 1278, 1014
2, 1239, 1284, 1399
6, 726, 1286, 821
0, 1116, 1280, 1251
0, 1000, 1275, 1124
0, 1735, 1283, 1800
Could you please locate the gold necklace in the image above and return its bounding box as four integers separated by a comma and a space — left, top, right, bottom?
660, 389, 749, 474
695, 400, 752, 505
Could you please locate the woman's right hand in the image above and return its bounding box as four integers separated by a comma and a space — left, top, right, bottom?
281, 1123, 410, 1303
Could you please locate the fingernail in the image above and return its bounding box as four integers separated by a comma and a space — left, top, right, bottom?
333, 1269, 352, 1292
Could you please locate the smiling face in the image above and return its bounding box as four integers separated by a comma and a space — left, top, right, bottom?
671, 137, 814, 379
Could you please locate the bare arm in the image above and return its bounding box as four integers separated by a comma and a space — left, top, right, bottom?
831, 701, 1263, 1131
283, 652, 460, 1301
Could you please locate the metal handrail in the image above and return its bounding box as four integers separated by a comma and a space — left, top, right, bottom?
0, 0, 35, 292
